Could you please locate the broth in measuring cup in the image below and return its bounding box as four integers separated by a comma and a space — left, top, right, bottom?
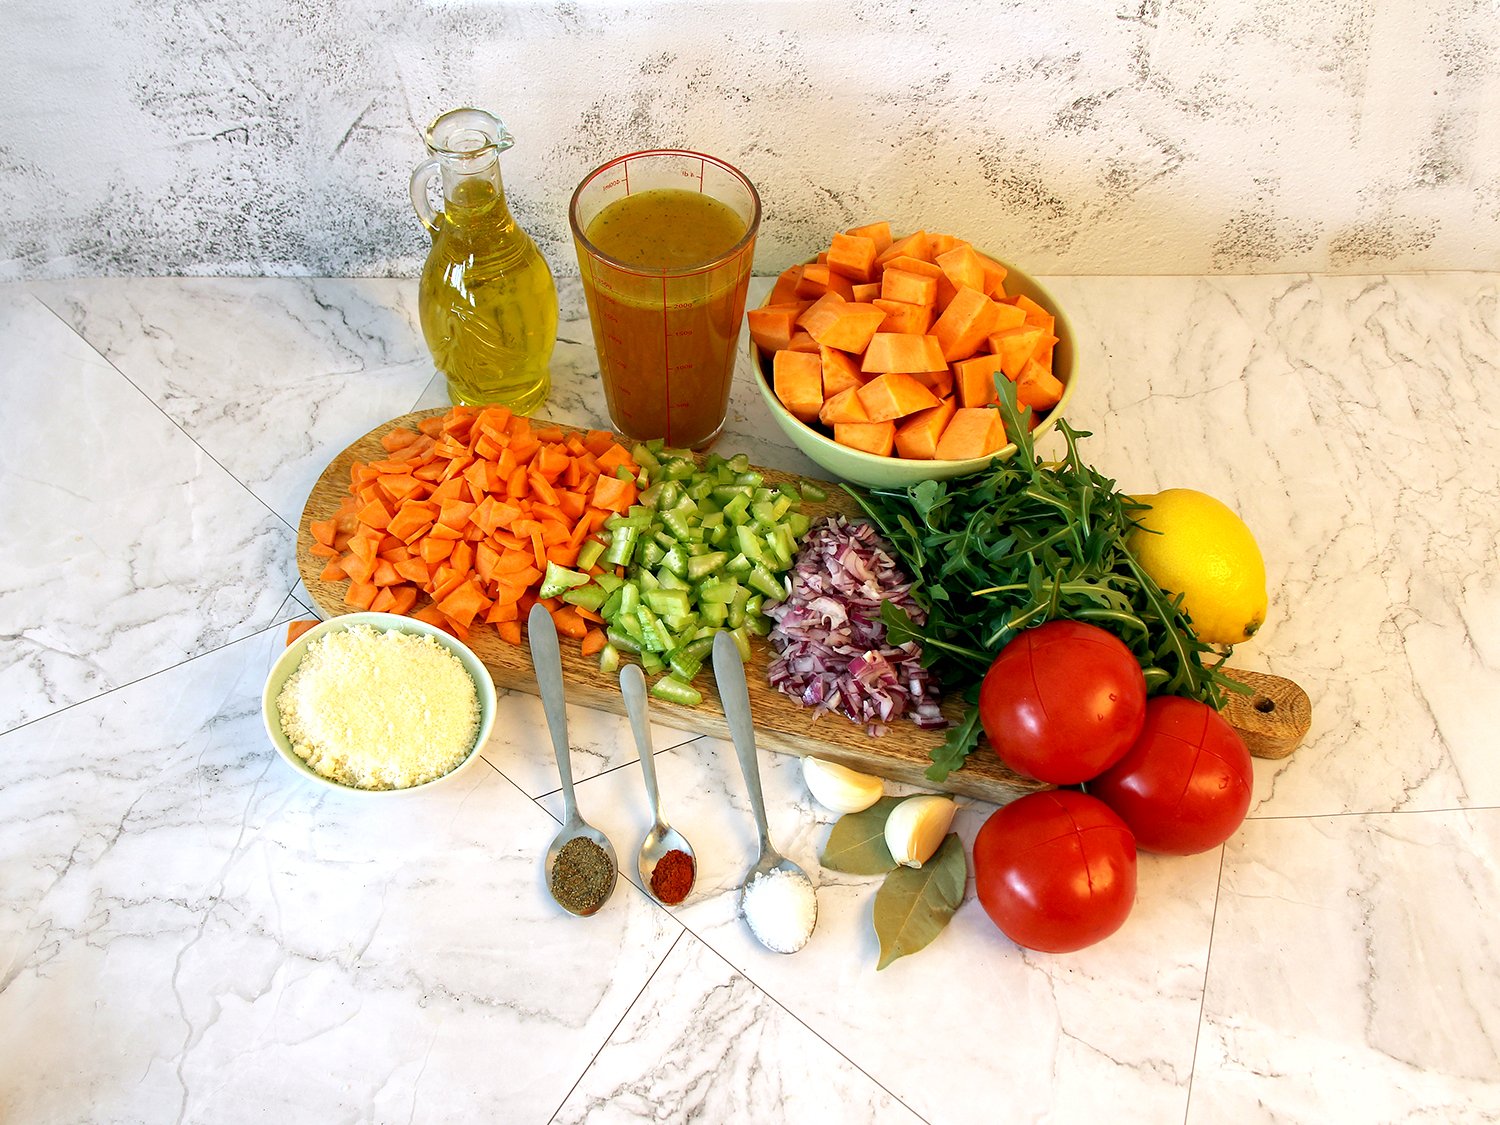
571, 153, 761, 451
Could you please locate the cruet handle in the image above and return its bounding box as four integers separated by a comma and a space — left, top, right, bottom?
409, 157, 442, 234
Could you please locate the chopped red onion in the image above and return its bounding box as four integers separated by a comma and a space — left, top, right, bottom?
765, 515, 946, 735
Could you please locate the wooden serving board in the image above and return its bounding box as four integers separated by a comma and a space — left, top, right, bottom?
297, 410, 1310, 803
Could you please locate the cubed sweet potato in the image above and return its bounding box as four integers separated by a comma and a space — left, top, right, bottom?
834, 420, 897, 457
934, 407, 1007, 460
773, 349, 824, 423
894, 396, 959, 460
861, 333, 945, 374
857, 372, 942, 423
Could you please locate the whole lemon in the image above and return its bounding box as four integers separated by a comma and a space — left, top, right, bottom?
1126, 489, 1268, 645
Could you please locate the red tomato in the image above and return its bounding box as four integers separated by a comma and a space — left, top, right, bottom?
978, 620, 1147, 784
1089, 695, 1254, 855
972, 791, 1137, 953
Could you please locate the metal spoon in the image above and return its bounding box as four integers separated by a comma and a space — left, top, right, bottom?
529, 603, 617, 917
619, 664, 697, 905
711, 631, 817, 953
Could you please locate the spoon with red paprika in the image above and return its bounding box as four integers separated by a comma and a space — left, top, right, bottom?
620, 664, 697, 906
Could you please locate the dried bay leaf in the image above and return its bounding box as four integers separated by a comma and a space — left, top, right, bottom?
873, 833, 966, 969
820, 796, 904, 874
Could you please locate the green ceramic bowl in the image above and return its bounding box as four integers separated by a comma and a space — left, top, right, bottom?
751, 255, 1079, 489
262, 611, 498, 796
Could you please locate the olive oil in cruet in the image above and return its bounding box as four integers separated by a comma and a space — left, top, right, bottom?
410, 107, 557, 412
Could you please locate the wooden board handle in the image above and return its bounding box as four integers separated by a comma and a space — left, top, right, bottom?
1220, 669, 1311, 759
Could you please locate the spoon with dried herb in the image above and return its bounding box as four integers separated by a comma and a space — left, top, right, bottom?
529, 603, 618, 916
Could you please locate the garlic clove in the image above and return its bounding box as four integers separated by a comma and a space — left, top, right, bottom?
884, 795, 957, 867
802, 756, 884, 814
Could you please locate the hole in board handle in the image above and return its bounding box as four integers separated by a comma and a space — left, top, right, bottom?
1253, 696, 1275, 714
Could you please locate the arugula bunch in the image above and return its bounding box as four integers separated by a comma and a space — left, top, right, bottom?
848, 376, 1239, 781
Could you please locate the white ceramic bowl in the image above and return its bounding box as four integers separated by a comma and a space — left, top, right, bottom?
750, 254, 1079, 489
262, 611, 498, 796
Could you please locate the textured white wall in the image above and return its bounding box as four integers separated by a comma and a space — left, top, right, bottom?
2, 1, 1496, 279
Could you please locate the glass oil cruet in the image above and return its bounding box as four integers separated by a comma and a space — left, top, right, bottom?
410, 107, 558, 412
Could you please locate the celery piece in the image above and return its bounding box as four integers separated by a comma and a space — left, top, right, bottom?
602, 525, 638, 567
638, 540, 665, 571
539, 561, 591, 599
735, 525, 766, 564
636, 605, 671, 652
650, 675, 703, 706
686, 551, 728, 581
659, 545, 689, 577
576, 538, 606, 572
746, 613, 772, 637
562, 583, 608, 612
660, 508, 693, 541
597, 643, 621, 674
644, 588, 692, 619
593, 572, 624, 594
727, 453, 751, 474
605, 628, 641, 656
601, 586, 625, 620
701, 601, 728, 626
667, 647, 703, 682
655, 566, 691, 592
631, 443, 661, 474
725, 552, 753, 578
727, 626, 752, 662
698, 578, 741, 605
616, 611, 645, 644
641, 650, 665, 675
619, 582, 640, 617
635, 567, 660, 593
748, 564, 787, 601
788, 512, 811, 539
799, 481, 828, 502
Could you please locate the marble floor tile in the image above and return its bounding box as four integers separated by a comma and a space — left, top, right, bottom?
28, 278, 439, 527
0, 291, 293, 733
554, 931, 924, 1124
1189, 808, 1500, 1122
0, 625, 683, 1124
545, 733, 1223, 1124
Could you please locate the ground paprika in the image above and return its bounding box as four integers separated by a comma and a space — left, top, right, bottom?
649, 848, 694, 905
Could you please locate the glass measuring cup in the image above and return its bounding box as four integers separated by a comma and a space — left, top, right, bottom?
569, 150, 761, 451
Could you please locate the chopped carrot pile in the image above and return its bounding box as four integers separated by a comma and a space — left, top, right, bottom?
312, 405, 638, 654
750, 224, 1066, 461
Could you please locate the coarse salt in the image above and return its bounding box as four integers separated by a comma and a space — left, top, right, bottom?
276, 624, 480, 790
742, 868, 817, 953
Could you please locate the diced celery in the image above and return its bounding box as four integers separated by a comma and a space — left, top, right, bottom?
650, 675, 703, 706
725, 552, 753, 578
602, 526, 638, 567
576, 538, 606, 572
727, 625, 752, 662
748, 564, 786, 601
638, 540, 665, 570
636, 605, 671, 652
660, 508, 693, 541
631, 443, 661, 474
641, 650, 665, 675
667, 647, 703, 682
788, 512, 811, 538
597, 643, 621, 674
655, 567, 691, 592
644, 588, 692, 619
606, 628, 641, 655
701, 601, 728, 626
659, 545, 688, 577
799, 481, 828, 502
594, 572, 624, 594
687, 551, 728, 581
698, 578, 741, 605
562, 583, 608, 612
538, 561, 590, 599
619, 582, 640, 616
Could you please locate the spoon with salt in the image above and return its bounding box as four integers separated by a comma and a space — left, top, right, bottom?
619, 664, 697, 905
528, 603, 617, 917
711, 631, 817, 953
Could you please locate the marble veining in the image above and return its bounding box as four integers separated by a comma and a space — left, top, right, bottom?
2, 272, 1499, 1122
3, 3, 1498, 279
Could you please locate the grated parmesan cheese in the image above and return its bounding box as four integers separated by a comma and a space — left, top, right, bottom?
277, 624, 481, 790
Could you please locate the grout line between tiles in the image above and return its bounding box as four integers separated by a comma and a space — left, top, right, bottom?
523, 734, 710, 803
27, 292, 298, 538
3, 611, 298, 739
1182, 844, 1227, 1125
544, 930, 688, 1124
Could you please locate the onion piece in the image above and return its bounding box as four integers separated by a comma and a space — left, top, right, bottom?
765, 515, 944, 735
